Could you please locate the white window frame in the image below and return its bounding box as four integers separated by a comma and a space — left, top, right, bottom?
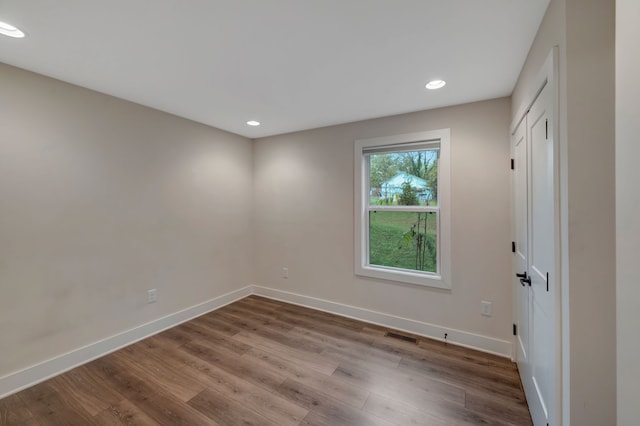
354, 129, 451, 289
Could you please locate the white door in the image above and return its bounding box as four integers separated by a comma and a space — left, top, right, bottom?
512, 82, 557, 426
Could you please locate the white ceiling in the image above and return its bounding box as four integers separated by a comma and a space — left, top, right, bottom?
0, 1, 549, 139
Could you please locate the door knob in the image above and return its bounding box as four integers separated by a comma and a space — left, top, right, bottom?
516, 272, 531, 286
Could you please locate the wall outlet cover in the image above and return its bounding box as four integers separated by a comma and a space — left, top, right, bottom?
481, 301, 492, 316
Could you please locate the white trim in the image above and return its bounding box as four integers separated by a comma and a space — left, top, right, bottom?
0, 285, 253, 400
0, 284, 513, 399
252, 286, 512, 358
354, 129, 451, 289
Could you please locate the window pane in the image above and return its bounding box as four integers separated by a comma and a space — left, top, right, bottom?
369, 211, 437, 273
368, 149, 439, 207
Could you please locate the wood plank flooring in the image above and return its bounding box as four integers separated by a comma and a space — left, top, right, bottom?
0, 296, 532, 425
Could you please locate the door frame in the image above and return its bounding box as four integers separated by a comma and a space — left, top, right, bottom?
510, 47, 562, 425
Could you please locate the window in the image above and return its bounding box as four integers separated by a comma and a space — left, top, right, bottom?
354, 129, 451, 289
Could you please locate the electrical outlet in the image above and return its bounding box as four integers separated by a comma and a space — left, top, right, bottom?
147, 288, 157, 303
481, 301, 492, 316
282, 267, 289, 279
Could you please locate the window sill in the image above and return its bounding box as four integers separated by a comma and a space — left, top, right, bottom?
356, 264, 450, 289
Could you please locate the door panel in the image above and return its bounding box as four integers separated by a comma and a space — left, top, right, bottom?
513, 119, 529, 368
528, 83, 556, 426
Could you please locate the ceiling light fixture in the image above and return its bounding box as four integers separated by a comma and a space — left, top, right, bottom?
246, 120, 260, 126
426, 79, 446, 90
0, 21, 25, 38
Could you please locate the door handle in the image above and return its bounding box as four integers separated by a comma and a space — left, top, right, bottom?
516, 272, 531, 287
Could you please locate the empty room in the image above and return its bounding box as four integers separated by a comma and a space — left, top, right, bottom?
1, 0, 636, 425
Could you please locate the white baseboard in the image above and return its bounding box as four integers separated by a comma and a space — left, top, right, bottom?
252, 286, 512, 358
1, 284, 513, 399
0, 285, 253, 400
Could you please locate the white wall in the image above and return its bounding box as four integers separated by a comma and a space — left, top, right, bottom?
512, 0, 616, 424
616, 1, 640, 424
565, 1, 616, 424
0, 63, 253, 378
253, 98, 513, 349
511, 0, 565, 119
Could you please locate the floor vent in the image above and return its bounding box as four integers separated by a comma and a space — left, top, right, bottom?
385, 332, 418, 344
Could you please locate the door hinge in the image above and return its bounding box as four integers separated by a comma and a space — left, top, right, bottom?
510, 158, 515, 170
545, 119, 549, 139
546, 272, 549, 292
511, 241, 516, 253
513, 323, 517, 336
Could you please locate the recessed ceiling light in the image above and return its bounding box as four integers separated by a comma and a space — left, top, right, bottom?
0, 21, 25, 38
426, 80, 446, 90
247, 120, 260, 126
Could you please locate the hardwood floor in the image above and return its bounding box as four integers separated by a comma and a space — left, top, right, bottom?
0, 296, 532, 425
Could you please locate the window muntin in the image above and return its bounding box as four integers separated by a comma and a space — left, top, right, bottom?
355, 130, 450, 289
